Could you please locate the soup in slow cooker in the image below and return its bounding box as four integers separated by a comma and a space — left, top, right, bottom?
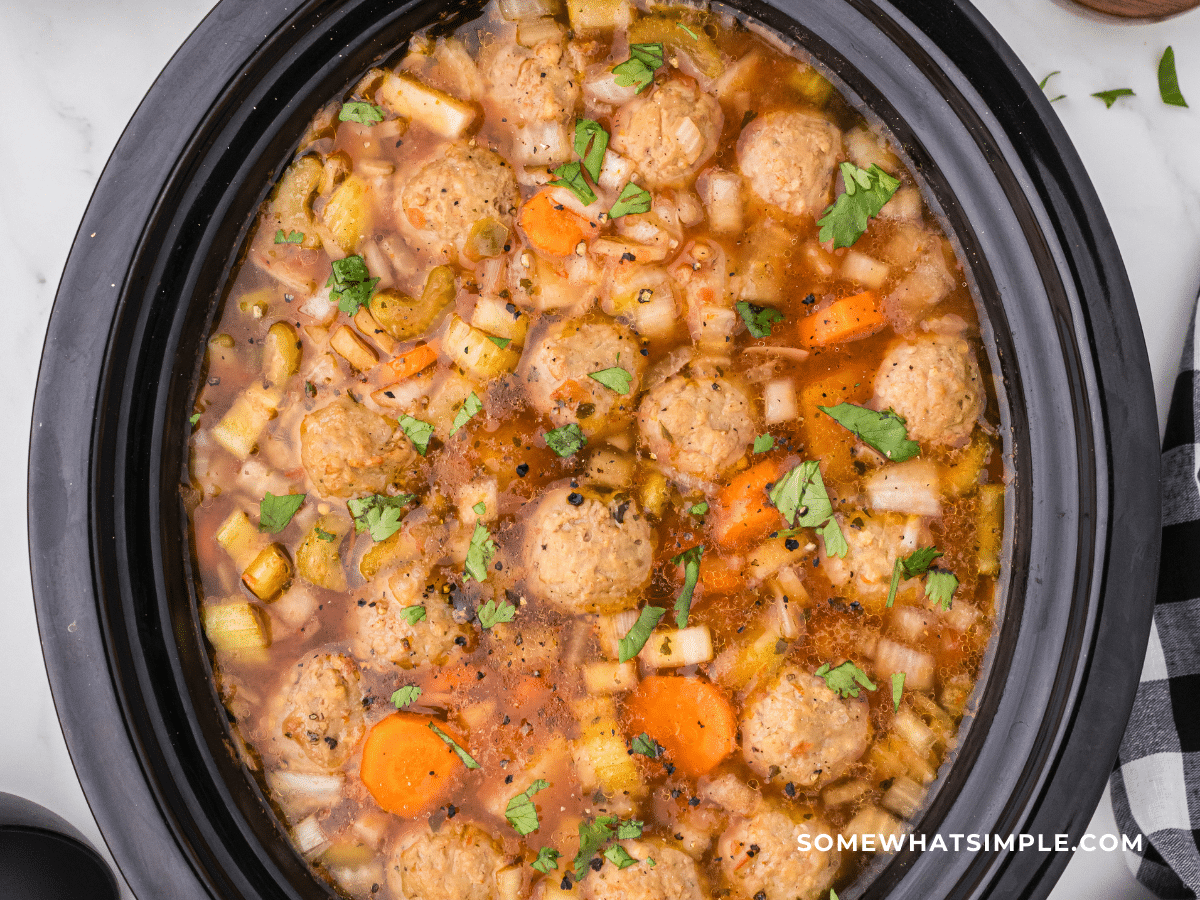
186, 2, 1007, 898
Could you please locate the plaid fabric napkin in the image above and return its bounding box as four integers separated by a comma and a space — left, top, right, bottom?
1111, 298, 1200, 898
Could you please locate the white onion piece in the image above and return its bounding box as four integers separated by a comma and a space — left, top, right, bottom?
601, 609, 641, 657
866, 460, 943, 517
498, 0, 559, 19
267, 771, 345, 818
546, 183, 603, 221
842, 806, 904, 847
299, 286, 337, 324
894, 707, 937, 756
361, 240, 396, 289
697, 168, 743, 234
598, 148, 636, 193
639, 625, 713, 668
763, 377, 798, 424
841, 250, 890, 290
583, 661, 639, 694
772, 592, 803, 640
372, 369, 436, 410
675, 190, 705, 227
889, 605, 936, 644
943, 601, 981, 632
293, 815, 331, 857
516, 17, 565, 48
874, 637, 935, 691
517, 121, 572, 167
881, 185, 924, 221
881, 775, 926, 819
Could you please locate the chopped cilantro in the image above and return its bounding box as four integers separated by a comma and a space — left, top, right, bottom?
545, 423, 587, 457
398, 414, 434, 455
818, 402, 920, 462
399, 605, 426, 625
326, 255, 380, 316
259, 492, 305, 534
815, 660, 877, 699
1160, 46, 1188, 107
477, 597, 517, 629
885, 546, 949, 608
550, 160, 597, 207
817, 162, 900, 249
925, 570, 959, 610
464, 522, 497, 583
427, 722, 480, 769
574, 818, 617, 880
616, 821, 643, 840
753, 434, 775, 454
506, 779, 550, 836
472, 501, 487, 516
891, 672, 905, 713
575, 119, 610, 183
189, 412, 201, 426
589, 366, 633, 394
532, 847, 561, 873
314, 525, 337, 542
689, 501, 709, 516
391, 685, 422, 709
339, 101, 384, 125
487, 335, 512, 349
678, 23, 699, 40
618, 606, 666, 663
613, 43, 665, 93
604, 846, 639, 869
630, 733, 661, 758
1038, 70, 1066, 102
1092, 88, 1134, 108
736, 301, 784, 338
450, 391, 483, 437
274, 229, 304, 244
768, 461, 847, 559
609, 183, 652, 218
671, 546, 703, 629
347, 493, 415, 542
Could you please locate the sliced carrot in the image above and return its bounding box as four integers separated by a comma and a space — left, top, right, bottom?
624, 675, 737, 777
360, 713, 464, 816
798, 360, 875, 484
797, 290, 886, 348
699, 553, 744, 594
551, 378, 592, 406
385, 341, 439, 382
713, 459, 785, 547
518, 190, 597, 257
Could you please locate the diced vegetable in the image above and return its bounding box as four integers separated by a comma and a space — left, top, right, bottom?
296, 515, 351, 591
270, 156, 323, 250
518, 190, 599, 257
211, 383, 282, 460
626, 15, 724, 78
567, 0, 632, 31
377, 72, 477, 139
265, 770, 345, 818
320, 175, 371, 256
359, 714, 464, 816
881, 775, 926, 819
203, 599, 270, 652
798, 362, 874, 483
330, 325, 379, 372
841, 806, 903, 848
696, 168, 742, 233
443, 315, 521, 380
263, 322, 302, 386
841, 250, 890, 290
977, 483, 1004, 576
797, 291, 886, 347
385, 342, 439, 382
709, 628, 787, 692
763, 377, 798, 424
369, 266, 456, 341
624, 676, 736, 777
498, 0, 562, 20
464, 217, 511, 262
638, 468, 671, 518
352, 306, 396, 355
637, 625, 713, 668
471, 295, 528, 346
865, 460, 943, 517
293, 815, 331, 857
790, 65, 835, 108
873, 637, 935, 692
573, 698, 645, 798
712, 459, 784, 547
942, 434, 992, 496
242, 543, 293, 601
216, 509, 264, 570
583, 661, 639, 694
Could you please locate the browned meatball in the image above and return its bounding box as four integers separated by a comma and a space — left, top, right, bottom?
352, 565, 471, 669
737, 110, 841, 219
279, 652, 365, 770
740, 667, 871, 788
873, 335, 984, 447
387, 822, 508, 900
637, 373, 755, 482
717, 806, 839, 900
397, 142, 520, 260
485, 39, 580, 126
300, 397, 417, 499
610, 79, 723, 188
582, 840, 705, 900
523, 487, 655, 613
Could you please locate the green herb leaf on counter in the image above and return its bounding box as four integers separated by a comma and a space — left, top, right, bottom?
464, 523, 498, 583
818, 402, 920, 462
736, 301, 784, 338
817, 162, 900, 249
609, 183, 652, 218
274, 229, 305, 244
259, 492, 305, 533
768, 461, 847, 559
339, 101, 385, 125
399, 605, 427, 625
815, 660, 877, 699
575, 119, 610, 182
604, 845, 639, 870
678, 23, 699, 40
618, 606, 667, 663
314, 525, 337, 543
891, 673, 905, 713
428, 722, 480, 769
327, 255, 380, 315
391, 685, 422, 709
545, 423, 587, 458
488, 335, 512, 349
1038, 70, 1066, 102
1160, 46, 1188, 107
348, 493, 415, 542
506, 779, 551, 836
477, 597, 516, 629
613, 42, 665, 93
450, 391, 483, 437
689, 501, 709, 516
1092, 88, 1135, 108
398, 414, 435, 456
753, 434, 775, 454
671, 546, 703, 629
550, 160, 597, 207
925, 570, 959, 610
589, 366, 633, 395
630, 733, 661, 758
532, 847, 561, 873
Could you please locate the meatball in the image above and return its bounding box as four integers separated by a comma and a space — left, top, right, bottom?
519, 320, 645, 434
486, 39, 580, 126
740, 667, 870, 788
820, 512, 931, 603
638, 374, 755, 482
352, 565, 471, 668
279, 652, 366, 770
717, 807, 839, 900
737, 110, 841, 219
397, 142, 520, 260
610, 80, 723, 188
387, 823, 507, 900
873, 335, 984, 446
523, 487, 655, 613
300, 397, 417, 499
582, 841, 705, 900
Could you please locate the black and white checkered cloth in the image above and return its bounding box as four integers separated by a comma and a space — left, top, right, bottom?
1111, 298, 1200, 898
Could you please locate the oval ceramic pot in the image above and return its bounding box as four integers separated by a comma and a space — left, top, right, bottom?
28, 1, 1161, 898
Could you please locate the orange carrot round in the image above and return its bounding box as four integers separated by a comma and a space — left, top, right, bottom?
360, 714, 462, 816
625, 675, 737, 777
518, 190, 596, 257
797, 290, 885, 347
712, 459, 785, 547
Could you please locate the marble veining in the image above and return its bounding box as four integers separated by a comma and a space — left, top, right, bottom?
2, 1, 1196, 897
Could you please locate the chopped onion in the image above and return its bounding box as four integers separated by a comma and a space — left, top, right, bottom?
771, 591, 803, 640
742, 345, 809, 364
351, 811, 393, 849
874, 637, 935, 691
881, 775, 926, 819
639, 625, 714, 668
267, 771, 345, 818
498, 0, 561, 19
821, 778, 871, 808
271, 583, 321, 631
293, 815, 331, 857
692, 304, 737, 350
299, 286, 337, 324
763, 377, 798, 424
583, 661, 639, 694
889, 605, 936, 644
841, 806, 903, 848
515, 16, 565, 48
881, 185, 924, 221
893, 707, 937, 757
516, 121, 572, 166
845, 125, 900, 173
496, 865, 524, 900
866, 460, 943, 517
841, 250, 890, 290
371, 368, 436, 410
619, 217, 665, 246
591, 238, 668, 262
601, 609, 640, 657
698, 774, 760, 816
944, 601, 980, 632
697, 168, 743, 234
675, 190, 706, 227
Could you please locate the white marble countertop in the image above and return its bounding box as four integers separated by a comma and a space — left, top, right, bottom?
1, 0, 1195, 897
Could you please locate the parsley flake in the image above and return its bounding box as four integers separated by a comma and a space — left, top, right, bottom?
630, 733, 661, 758
477, 597, 517, 628
609, 183, 652, 218
736, 301, 784, 338
689, 501, 709, 516
532, 847, 561, 874
604, 846, 639, 870
613, 43, 664, 93
575, 119, 610, 183
815, 660, 877, 699
753, 434, 775, 454
1038, 70, 1066, 102
473, 501, 487, 516
399, 605, 427, 625
618, 606, 666, 663
464, 523, 497, 583
450, 392, 483, 437
274, 229, 304, 244
817, 162, 900, 249
189, 412, 201, 426
574, 818, 617, 880
545, 423, 587, 457
617, 821, 643, 840
768, 461, 847, 559
550, 160, 597, 207
326, 255, 380, 316
891, 672, 905, 713
818, 403, 919, 462
314, 525, 337, 542
487, 335, 512, 349
589, 366, 633, 394
391, 685, 422, 709
885, 546, 949, 608
671, 546, 703, 629
348, 493, 415, 542
925, 570, 959, 610
1160, 46, 1188, 107
506, 779, 550, 836
428, 722, 480, 769
339, 101, 385, 125
1092, 88, 1135, 108
398, 414, 435, 456
259, 492, 305, 533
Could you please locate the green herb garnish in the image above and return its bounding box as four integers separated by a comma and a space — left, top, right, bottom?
815, 660, 877, 699
689, 501, 709, 516
768, 461, 847, 559
1092, 88, 1134, 108
427, 722, 480, 769
1038, 70, 1066, 102
736, 301, 784, 338
505, 779, 550, 836
818, 403, 920, 462
339, 101, 384, 125
753, 434, 775, 454
671, 546, 703, 629
925, 570, 959, 610
464, 522, 497, 583
326, 255, 380, 316
348, 493, 415, 542
450, 392, 483, 437
398, 414, 435, 456
274, 229, 304, 244
678, 23, 699, 40
550, 160, 597, 207
1160, 47, 1188, 107
189, 412, 201, 426
575, 119, 610, 183
885, 546, 948, 608
630, 733, 661, 758
613, 42, 665, 93
472, 501, 487, 516
391, 685, 422, 709
618, 606, 667, 663
487, 335, 512, 349
314, 525, 337, 542
477, 597, 516, 629
259, 492, 305, 533
604, 846, 639, 869
609, 183, 652, 218
545, 423, 587, 457
589, 366, 633, 395
817, 162, 900, 249
399, 605, 427, 625
532, 848, 561, 873
891, 672, 905, 713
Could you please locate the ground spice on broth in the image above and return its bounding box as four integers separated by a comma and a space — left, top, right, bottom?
187, 2, 1007, 898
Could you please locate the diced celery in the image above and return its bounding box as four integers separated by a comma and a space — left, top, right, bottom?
330, 325, 379, 372
262, 321, 302, 386
270, 156, 323, 250
567, 0, 632, 31
296, 515, 350, 591
320, 175, 371, 256
242, 543, 293, 601
211, 384, 282, 460
203, 599, 270, 652
976, 483, 1004, 576
443, 315, 520, 381
377, 73, 477, 139
215, 509, 262, 570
